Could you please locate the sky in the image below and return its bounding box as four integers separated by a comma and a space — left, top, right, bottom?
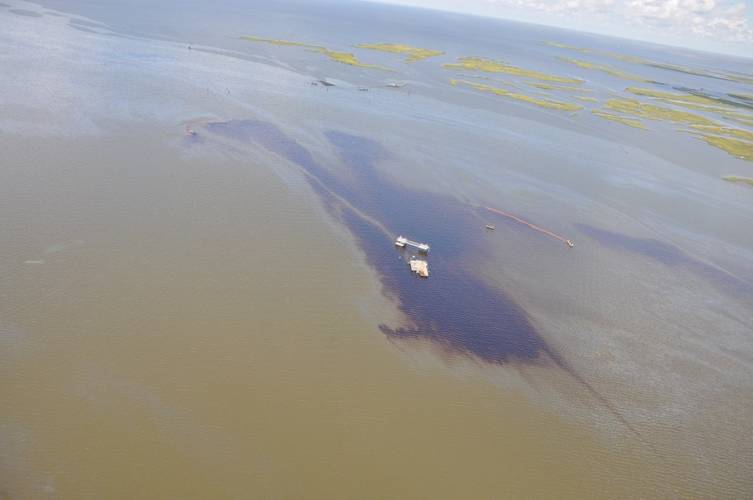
378, 0, 753, 56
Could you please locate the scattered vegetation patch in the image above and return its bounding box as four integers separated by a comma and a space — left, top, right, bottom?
559, 57, 649, 82
723, 70, 753, 84
592, 110, 646, 129
354, 43, 443, 62
689, 124, 753, 142
647, 62, 727, 80
240, 35, 389, 69
608, 93, 753, 159
622, 89, 753, 132
627, 87, 753, 115
455, 80, 582, 111
729, 115, 753, 127
547, 42, 649, 64
601, 52, 647, 64
604, 99, 716, 126
546, 42, 753, 85
697, 136, 753, 161
577, 96, 598, 103
729, 92, 753, 102
527, 82, 592, 92
443, 57, 583, 84
240, 35, 317, 48
722, 175, 753, 185
316, 48, 388, 68
625, 87, 723, 107
546, 41, 589, 52
647, 62, 753, 85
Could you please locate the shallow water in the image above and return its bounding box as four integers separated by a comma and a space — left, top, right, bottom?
2, 0, 753, 498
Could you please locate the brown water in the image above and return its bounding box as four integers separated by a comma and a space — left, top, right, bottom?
2, 1, 753, 498
0, 131, 659, 499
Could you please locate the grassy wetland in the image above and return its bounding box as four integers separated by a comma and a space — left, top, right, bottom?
592, 110, 647, 129
451, 79, 583, 111
240, 35, 390, 69
317, 48, 388, 69
603, 98, 716, 125
722, 175, 753, 185
547, 40, 753, 84
626, 87, 731, 107
699, 136, 753, 161
648, 62, 753, 85
689, 124, 753, 142
559, 57, 650, 82
730, 92, 753, 102
239, 35, 315, 47
238, 34, 753, 163
354, 43, 443, 62
526, 82, 592, 92
443, 56, 583, 83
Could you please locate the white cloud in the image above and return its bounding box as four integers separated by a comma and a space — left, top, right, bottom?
486, 0, 753, 41
624, 0, 753, 41
501, 0, 616, 14
381, 0, 753, 50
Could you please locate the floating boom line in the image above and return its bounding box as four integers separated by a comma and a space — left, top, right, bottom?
485, 206, 574, 247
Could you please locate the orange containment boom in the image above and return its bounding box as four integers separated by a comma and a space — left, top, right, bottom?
485, 206, 574, 248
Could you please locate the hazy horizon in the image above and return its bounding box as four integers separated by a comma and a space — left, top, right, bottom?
375, 0, 753, 57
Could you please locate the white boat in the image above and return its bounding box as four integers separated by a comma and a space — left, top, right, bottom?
395, 236, 429, 253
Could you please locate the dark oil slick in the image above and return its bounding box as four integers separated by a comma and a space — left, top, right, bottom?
204, 119, 552, 364
577, 223, 753, 298
201, 119, 646, 438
